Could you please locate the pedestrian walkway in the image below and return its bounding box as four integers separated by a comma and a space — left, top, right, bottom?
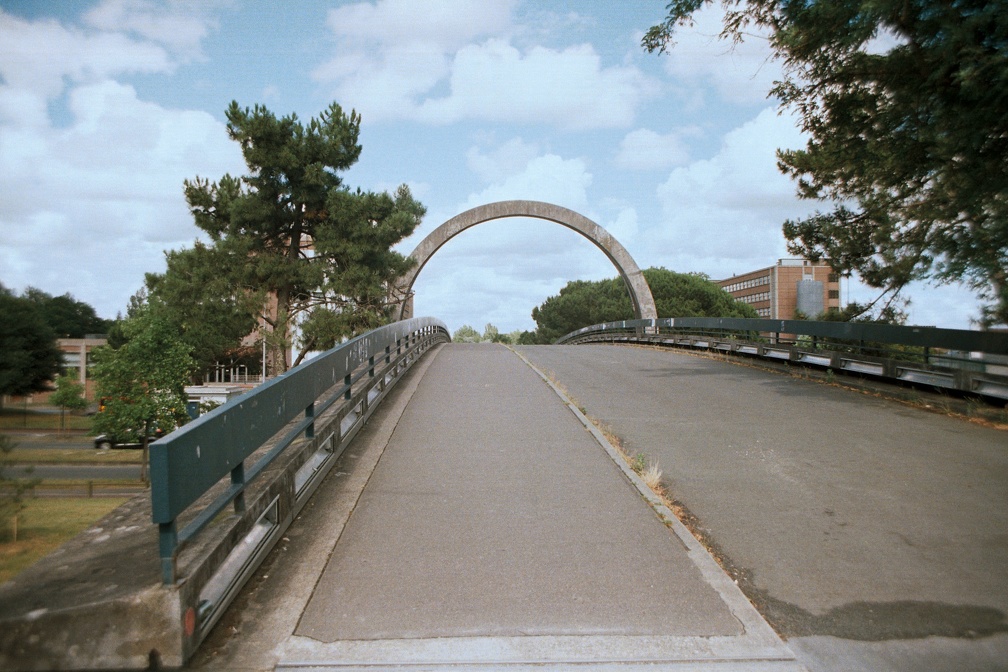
272, 343, 803, 670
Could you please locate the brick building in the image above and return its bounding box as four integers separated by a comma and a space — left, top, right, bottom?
57, 336, 107, 401
718, 258, 841, 320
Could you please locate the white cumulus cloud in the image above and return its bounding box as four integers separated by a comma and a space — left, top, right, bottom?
313, 1, 655, 129
83, 0, 213, 59
615, 127, 696, 170
464, 153, 592, 212
642, 107, 811, 278
0, 7, 241, 318
466, 137, 540, 184
325, 0, 514, 48
657, 4, 782, 107
417, 39, 655, 129
0, 9, 173, 99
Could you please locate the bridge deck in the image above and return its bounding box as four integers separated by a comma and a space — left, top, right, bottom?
194, 343, 801, 670
278, 343, 799, 669
192, 342, 1007, 671
295, 342, 743, 640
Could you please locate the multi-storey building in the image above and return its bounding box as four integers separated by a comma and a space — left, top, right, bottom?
57, 336, 107, 401
718, 258, 841, 319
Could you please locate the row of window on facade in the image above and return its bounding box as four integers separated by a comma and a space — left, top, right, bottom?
724, 275, 771, 294
737, 291, 771, 304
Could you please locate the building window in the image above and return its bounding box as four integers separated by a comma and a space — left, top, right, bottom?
828, 290, 840, 299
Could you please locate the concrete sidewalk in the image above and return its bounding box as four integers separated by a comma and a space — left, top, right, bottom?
272, 344, 802, 670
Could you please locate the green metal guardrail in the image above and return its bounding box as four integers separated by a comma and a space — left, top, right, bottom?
557, 318, 1008, 400
148, 318, 445, 580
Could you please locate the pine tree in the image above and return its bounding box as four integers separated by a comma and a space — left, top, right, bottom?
181, 102, 424, 374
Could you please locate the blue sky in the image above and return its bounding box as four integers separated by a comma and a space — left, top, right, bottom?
0, 0, 982, 334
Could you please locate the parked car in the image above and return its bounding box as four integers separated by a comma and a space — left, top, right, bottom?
93, 429, 165, 450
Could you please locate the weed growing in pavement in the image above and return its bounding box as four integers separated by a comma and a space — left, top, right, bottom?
630, 453, 646, 474
641, 460, 664, 493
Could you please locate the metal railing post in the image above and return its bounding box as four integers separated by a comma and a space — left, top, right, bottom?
305, 402, 315, 439
159, 521, 178, 585
231, 462, 246, 514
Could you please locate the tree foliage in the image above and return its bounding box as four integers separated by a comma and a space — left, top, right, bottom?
452, 325, 482, 343
644, 1, 1008, 325
0, 285, 62, 404
181, 101, 424, 374
814, 301, 908, 325
50, 372, 87, 432
529, 268, 757, 342
144, 242, 260, 376
23, 288, 112, 338
0, 435, 37, 534
449, 323, 514, 344
91, 305, 194, 479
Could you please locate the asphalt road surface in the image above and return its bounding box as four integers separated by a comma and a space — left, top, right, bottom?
516, 344, 1008, 672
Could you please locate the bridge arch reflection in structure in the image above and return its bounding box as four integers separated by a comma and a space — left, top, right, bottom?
396, 200, 657, 322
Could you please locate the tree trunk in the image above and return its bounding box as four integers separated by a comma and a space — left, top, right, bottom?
141, 419, 150, 485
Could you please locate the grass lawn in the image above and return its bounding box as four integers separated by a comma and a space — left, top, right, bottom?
0, 497, 127, 584
7, 447, 143, 465
0, 408, 92, 432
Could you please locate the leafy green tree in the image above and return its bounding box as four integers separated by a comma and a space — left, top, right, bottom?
817, 302, 908, 326
23, 288, 112, 337
144, 242, 260, 377
515, 330, 541, 345
452, 325, 482, 343
530, 268, 757, 342
49, 372, 87, 432
644, 1, 1008, 325
91, 305, 194, 481
0, 285, 62, 409
645, 269, 758, 319
183, 101, 424, 374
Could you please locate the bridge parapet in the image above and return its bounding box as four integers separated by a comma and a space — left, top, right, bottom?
0, 318, 448, 669
558, 317, 1008, 401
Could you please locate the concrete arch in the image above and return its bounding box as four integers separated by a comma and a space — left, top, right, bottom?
395, 200, 657, 322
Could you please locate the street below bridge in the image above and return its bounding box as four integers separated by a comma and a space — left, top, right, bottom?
191, 342, 1007, 672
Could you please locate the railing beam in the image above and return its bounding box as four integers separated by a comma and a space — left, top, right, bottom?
149, 317, 450, 586
556, 317, 1008, 402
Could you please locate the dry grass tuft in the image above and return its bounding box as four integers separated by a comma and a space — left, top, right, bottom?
595, 422, 625, 454
641, 460, 664, 493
